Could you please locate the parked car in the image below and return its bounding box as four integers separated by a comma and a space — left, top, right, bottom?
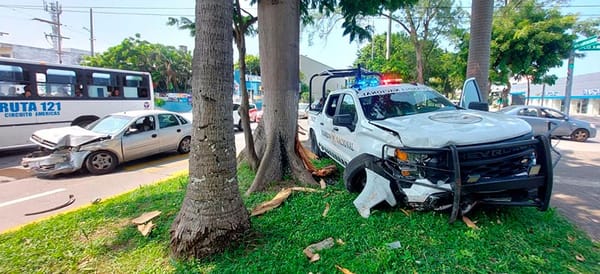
298, 103, 309, 119
233, 103, 258, 130
21, 110, 192, 176
497, 105, 597, 142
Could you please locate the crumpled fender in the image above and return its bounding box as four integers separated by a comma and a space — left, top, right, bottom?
353, 168, 397, 218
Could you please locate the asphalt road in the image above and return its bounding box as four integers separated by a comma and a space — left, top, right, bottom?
0, 118, 598, 242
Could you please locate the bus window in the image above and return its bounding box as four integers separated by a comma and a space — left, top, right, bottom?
88, 73, 112, 98
38, 69, 76, 97
124, 75, 143, 98
0, 64, 28, 97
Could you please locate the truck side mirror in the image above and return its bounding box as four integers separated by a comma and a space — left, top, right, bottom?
333, 114, 355, 131
468, 102, 489, 112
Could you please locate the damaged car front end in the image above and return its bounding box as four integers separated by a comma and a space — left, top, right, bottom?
21, 126, 112, 177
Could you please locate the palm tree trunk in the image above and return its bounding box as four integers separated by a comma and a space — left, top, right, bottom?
466, 0, 494, 102
170, 0, 250, 259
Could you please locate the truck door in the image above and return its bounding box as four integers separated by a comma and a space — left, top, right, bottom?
318, 94, 343, 164
332, 94, 360, 165
459, 78, 487, 111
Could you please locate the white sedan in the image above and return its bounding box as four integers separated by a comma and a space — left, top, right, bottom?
22, 110, 192, 176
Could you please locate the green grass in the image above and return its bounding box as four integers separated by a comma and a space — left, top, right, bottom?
1, 160, 598, 273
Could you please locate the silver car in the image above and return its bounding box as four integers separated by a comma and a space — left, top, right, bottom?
497, 105, 597, 142
22, 110, 192, 176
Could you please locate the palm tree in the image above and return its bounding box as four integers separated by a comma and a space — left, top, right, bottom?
466, 0, 494, 101
169, 0, 250, 259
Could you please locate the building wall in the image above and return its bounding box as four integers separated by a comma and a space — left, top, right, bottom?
0, 43, 89, 66
300, 55, 346, 104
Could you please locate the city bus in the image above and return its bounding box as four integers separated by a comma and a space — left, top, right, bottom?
0, 57, 154, 150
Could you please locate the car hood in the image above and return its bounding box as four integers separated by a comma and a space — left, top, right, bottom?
31, 126, 109, 149
369, 110, 532, 148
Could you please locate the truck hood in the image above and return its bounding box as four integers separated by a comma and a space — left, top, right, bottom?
370, 110, 532, 148
30, 126, 109, 149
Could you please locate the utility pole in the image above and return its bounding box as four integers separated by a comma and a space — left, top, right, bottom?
564, 35, 599, 116
84, 8, 95, 56
35, 1, 69, 64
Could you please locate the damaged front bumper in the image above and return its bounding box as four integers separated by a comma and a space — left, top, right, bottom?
354, 135, 556, 222
21, 149, 89, 177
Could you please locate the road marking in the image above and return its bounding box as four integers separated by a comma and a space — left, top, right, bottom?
0, 188, 66, 208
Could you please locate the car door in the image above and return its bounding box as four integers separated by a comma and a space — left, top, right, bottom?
121, 115, 160, 161
540, 107, 573, 136
516, 107, 547, 136
459, 78, 487, 110
157, 113, 185, 152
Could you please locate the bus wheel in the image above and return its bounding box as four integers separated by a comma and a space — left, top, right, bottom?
178, 137, 191, 154
85, 151, 118, 175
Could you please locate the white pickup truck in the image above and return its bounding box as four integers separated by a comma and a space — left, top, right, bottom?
308, 68, 555, 222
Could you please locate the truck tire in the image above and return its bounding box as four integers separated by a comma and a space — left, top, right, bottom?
309, 129, 324, 158
343, 154, 380, 193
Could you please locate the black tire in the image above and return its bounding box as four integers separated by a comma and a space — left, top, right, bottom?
309, 130, 324, 158
237, 120, 243, 131
85, 151, 118, 175
571, 128, 589, 142
343, 154, 380, 193
178, 137, 191, 154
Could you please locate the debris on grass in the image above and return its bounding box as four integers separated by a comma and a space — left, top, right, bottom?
303, 237, 335, 262
386, 241, 402, 249
335, 265, 354, 274
131, 210, 161, 225
575, 254, 586, 262
320, 179, 326, 189
251, 187, 319, 217
336, 239, 345, 245
131, 210, 161, 236
322, 202, 330, 217
312, 165, 337, 177
399, 208, 411, 217
137, 221, 155, 237
462, 216, 480, 230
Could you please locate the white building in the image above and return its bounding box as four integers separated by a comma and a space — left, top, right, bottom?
510, 72, 600, 116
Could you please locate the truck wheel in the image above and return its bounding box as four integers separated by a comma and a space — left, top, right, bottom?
309, 130, 324, 158
571, 128, 589, 142
85, 151, 118, 175
177, 137, 191, 154
343, 154, 379, 193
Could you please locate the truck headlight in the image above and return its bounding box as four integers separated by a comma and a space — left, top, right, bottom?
391, 148, 448, 181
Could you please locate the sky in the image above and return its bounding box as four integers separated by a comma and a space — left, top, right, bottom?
0, 0, 598, 79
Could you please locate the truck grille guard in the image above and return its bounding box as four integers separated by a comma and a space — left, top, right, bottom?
380, 135, 556, 223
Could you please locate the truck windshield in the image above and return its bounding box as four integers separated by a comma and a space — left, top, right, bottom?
359, 89, 457, 120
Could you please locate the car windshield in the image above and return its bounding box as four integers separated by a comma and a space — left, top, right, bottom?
88, 115, 132, 135
359, 88, 457, 120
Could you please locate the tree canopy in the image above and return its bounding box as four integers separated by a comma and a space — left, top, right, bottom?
82, 35, 192, 92
490, 0, 577, 88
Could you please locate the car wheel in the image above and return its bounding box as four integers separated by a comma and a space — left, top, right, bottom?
309, 130, 324, 158
237, 120, 243, 131
571, 128, 589, 142
85, 151, 118, 175
178, 137, 191, 154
